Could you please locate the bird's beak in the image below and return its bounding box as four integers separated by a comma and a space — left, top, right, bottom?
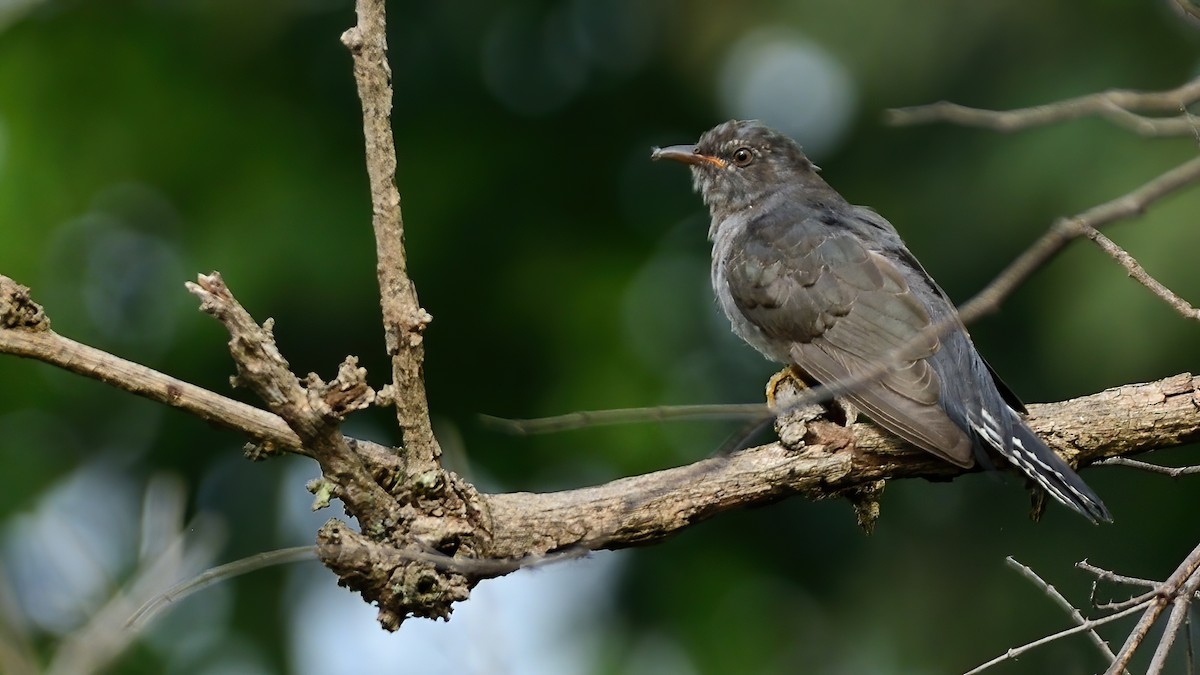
651, 144, 727, 169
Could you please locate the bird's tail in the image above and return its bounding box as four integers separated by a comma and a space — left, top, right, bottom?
970, 407, 1110, 523
1000, 411, 1111, 523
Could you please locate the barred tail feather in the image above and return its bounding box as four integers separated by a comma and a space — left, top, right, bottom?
972, 408, 1111, 523
1007, 422, 1111, 523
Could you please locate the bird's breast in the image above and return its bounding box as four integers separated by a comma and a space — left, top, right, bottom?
710, 222, 794, 364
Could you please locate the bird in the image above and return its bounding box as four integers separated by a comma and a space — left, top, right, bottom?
651, 119, 1111, 523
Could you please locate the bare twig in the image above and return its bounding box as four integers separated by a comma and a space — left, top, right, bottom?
962, 547, 1200, 674
1147, 563, 1200, 673
1079, 560, 1162, 590
481, 403, 768, 435
964, 602, 1148, 675
1079, 560, 1162, 612
1006, 557, 1118, 665
1097, 589, 1160, 614
1096, 457, 1200, 479
128, 546, 318, 632
1106, 541, 1200, 674
886, 77, 1200, 338
1081, 224, 1200, 321
886, 75, 1200, 136
1075, 552, 1200, 673
957, 155, 1200, 325
341, 0, 440, 470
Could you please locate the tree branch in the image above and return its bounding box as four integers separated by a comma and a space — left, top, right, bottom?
484, 373, 1200, 556
957, 155, 1200, 325
182, 272, 487, 630
1095, 457, 1200, 478
1006, 556, 1118, 665
4, 18, 1200, 640
5, 271, 1200, 622
1107, 541, 1200, 674
1081, 224, 1200, 321
2, 258, 1200, 619
341, 0, 440, 471
0, 276, 404, 471
185, 272, 399, 533
886, 75, 1200, 136
970, 544, 1200, 674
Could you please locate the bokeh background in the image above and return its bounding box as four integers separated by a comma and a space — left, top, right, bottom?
1, 1, 1199, 673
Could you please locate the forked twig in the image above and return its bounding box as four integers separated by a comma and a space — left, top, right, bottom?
957, 155, 1200, 326
965, 603, 1145, 675
1006, 557, 1118, 665
1106, 541, 1200, 675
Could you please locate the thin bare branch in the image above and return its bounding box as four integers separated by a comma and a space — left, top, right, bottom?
886, 75, 1200, 136
965, 602, 1148, 675
481, 403, 768, 435
1098, 588, 1161, 614
1148, 565, 1200, 674
341, 0, 440, 470
1081, 224, 1200, 321
1096, 457, 1200, 479
1107, 541, 1200, 674
957, 155, 1200, 325
1006, 557, 1119, 665
128, 546, 318, 632
1080, 560, 1163, 612
1080, 559, 1163, 590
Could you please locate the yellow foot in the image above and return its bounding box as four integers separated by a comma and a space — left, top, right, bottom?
766, 365, 858, 426
765, 365, 806, 410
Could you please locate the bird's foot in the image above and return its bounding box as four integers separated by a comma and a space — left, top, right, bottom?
767, 367, 823, 449
766, 366, 858, 426
765, 366, 804, 409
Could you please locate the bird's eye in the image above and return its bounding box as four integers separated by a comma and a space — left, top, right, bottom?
732, 147, 754, 167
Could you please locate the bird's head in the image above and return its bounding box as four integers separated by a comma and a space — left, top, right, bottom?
652, 120, 821, 221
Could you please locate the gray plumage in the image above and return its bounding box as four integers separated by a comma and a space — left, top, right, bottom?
653, 120, 1110, 523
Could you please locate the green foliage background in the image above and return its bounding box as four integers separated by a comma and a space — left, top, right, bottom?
1, 1, 1198, 673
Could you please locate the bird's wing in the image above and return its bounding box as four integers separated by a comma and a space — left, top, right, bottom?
725, 219, 974, 466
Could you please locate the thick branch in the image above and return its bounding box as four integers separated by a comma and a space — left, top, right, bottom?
4, 272, 1200, 624
341, 0, 440, 470
483, 374, 1200, 556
